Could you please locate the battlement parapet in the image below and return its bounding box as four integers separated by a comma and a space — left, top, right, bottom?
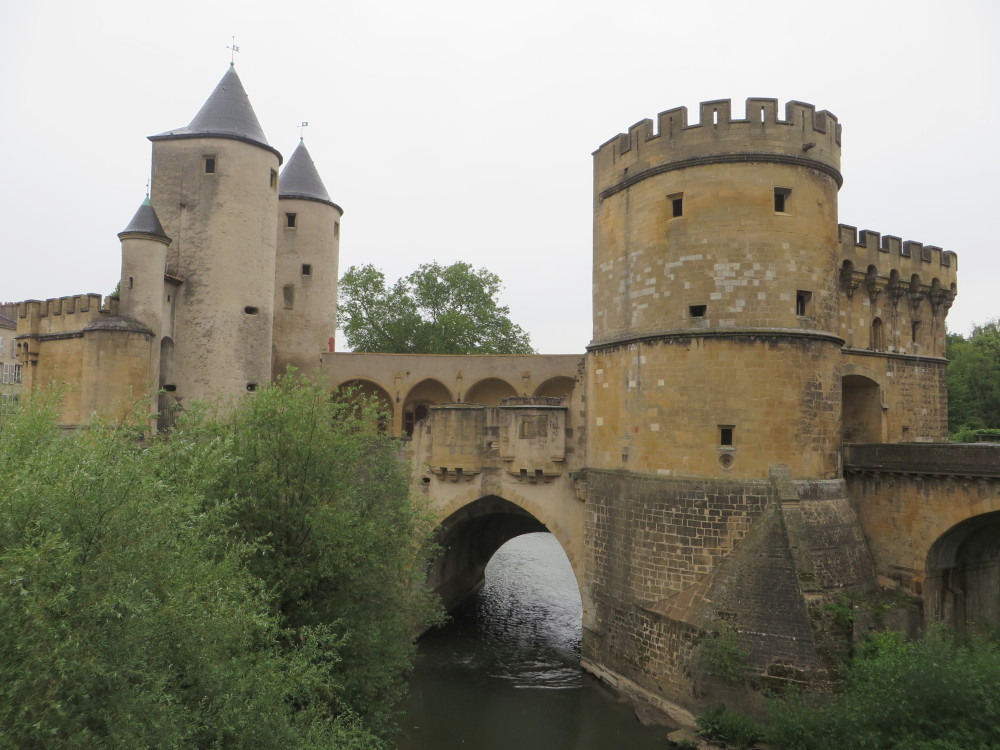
839, 224, 958, 291
17, 294, 118, 336
594, 98, 841, 195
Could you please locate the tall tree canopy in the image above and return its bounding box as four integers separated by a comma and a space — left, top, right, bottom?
947, 319, 1000, 434
338, 261, 535, 354
0, 378, 441, 748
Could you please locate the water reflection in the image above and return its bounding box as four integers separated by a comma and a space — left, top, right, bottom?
397, 533, 671, 749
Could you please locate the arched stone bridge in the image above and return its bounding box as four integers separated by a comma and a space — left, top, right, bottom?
319, 352, 591, 613
321, 353, 1000, 634
407, 398, 589, 616
844, 443, 1000, 628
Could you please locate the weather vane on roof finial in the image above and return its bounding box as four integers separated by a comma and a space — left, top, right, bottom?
145, 177, 151, 199
299, 121, 309, 141
227, 36, 240, 64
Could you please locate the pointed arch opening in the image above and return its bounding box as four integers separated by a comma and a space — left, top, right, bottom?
869, 317, 885, 351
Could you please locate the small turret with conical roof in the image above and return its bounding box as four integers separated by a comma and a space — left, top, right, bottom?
273, 139, 343, 374
147, 64, 281, 409
118, 196, 171, 336
117, 196, 172, 428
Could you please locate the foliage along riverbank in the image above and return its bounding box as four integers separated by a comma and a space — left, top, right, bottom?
691, 625, 1000, 750
0, 377, 442, 748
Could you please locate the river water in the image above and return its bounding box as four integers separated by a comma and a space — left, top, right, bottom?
397, 533, 673, 749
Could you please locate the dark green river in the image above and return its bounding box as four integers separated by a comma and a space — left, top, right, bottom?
397, 533, 673, 749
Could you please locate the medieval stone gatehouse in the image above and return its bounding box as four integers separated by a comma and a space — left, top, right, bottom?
17, 66, 1000, 719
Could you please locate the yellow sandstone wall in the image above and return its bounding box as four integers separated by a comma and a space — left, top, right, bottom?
588, 99, 843, 480
16, 295, 153, 425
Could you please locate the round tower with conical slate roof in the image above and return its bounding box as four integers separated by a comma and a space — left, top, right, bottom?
118, 196, 171, 340
148, 64, 281, 406
273, 139, 343, 375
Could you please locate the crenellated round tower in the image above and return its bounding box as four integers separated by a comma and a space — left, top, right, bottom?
147, 63, 281, 405
587, 99, 844, 480
273, 139, 343, 375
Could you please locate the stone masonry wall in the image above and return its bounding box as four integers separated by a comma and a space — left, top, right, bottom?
582, 469, 874, 712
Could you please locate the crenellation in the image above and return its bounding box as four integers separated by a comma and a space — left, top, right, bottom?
17, 294, 110, 330
839, 224, 957, 284
595, 99, 841, 192
698, 99, 732, 128
883, 235, 902, 255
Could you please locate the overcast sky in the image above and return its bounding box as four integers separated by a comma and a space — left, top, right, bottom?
1, 0, 996, 353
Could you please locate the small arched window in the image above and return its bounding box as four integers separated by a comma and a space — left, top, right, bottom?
870, 317, 885, 351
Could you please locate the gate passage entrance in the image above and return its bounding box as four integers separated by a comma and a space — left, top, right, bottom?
925, 511, 1000, 629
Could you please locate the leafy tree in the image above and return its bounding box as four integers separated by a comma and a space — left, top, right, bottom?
0, 379, 441, 747
168, 375, 443, 734
338, 261, 535, 354
947, 320, 1000, 434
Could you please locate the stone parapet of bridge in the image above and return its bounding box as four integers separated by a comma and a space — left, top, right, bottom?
844, 442, 1000, 477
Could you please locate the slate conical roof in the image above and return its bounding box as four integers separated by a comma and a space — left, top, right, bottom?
149, 64, 282, 162
279, 140, 340, 209
118, 197, 171, 243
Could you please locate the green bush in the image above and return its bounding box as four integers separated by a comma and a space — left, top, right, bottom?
833, 626, 1000, 749
0, 379, 443, 748
696, 704, 763, 748
951, 426, 1000, 443
763, 688, 831, 750
762, 626, 1000, 749
699, 622, 750, 682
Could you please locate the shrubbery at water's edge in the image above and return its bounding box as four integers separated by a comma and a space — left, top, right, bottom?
0, 377, 443, 748
695, 625, 1000, 750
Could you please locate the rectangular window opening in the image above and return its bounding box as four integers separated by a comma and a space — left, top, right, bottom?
774, 187, 791, 213
3, 363, 23, 385
283, 284, 295, 310
720, 426, 734, 446
301, 263, 312, 276
796, 290, 812, 316
270, 169, 278, 189
286, 213, 297, 228
689, 304, 706, 318
334, 221, 340, 238
203, 156, 216, 174
669, 193, 683, 218
519, 416, 548, 439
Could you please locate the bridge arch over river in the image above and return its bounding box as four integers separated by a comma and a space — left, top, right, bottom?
427, 493, 584, 613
